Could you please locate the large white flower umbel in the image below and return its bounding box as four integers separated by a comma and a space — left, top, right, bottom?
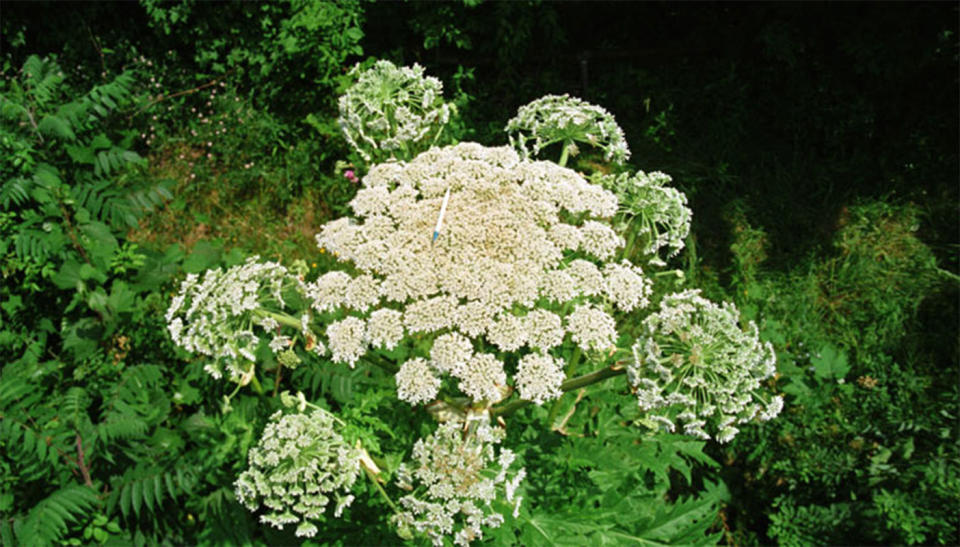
313, 143, 651, 406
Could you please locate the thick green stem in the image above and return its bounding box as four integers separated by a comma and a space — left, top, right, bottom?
366, 350, 401, 374
622, 220, 639, 261
546, 347, 582, 423
558, 140, 571, 167
364, 464, 398, 512
253, 309, 303, 331
491, 365, 626, 418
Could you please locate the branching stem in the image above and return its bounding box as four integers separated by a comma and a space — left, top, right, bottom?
491, 364, 626, 418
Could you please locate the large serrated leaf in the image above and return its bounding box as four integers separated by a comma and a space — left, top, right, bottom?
811, 344, 850, 380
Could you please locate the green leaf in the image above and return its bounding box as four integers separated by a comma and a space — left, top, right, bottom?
637, 481, 729, 545
142, 477, 154, 513
90, 133, 112, 150
119, 482, 131, 519
811, 344, 850, 381
153, 474, 165, 509
66, 144, 96, 164
18, 486, 98, 546
182, 240, 223, 273
52, 260, 83, 290
131, 480, 141, 517
78, 262, 106, 283
78, 221, 118, 269
107, 281, 136, 315
37, 115, 75, 140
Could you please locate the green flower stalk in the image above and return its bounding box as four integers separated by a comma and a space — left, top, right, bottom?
627, 289, 783, 443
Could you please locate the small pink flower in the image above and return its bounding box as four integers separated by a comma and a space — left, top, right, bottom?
344, 170, 358, 183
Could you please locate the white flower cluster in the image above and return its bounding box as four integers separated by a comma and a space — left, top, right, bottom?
600, 170, 692, 264
505, 94, 631, 164
393, 417, 525, 546
309, 143, 652, 406
165, 257, 303, 381
338, 60, 455, 163
626, 290, 783, 443
234, 408, 362, 538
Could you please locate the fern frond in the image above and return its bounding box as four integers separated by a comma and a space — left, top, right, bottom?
13, 229, 52, 263
123, 182, 172, 225
99, 365, 168, 435
62, 387, 90, 429
0, 177, 32, 208
17, 485, 99, 547
0, 374, 38, 410
37, 114, 76, 141
98, 415, 149, 443
107, 465, 194, 520
80, 71, 136, 125
94, 148, 143, 177
21, 55, 66, 111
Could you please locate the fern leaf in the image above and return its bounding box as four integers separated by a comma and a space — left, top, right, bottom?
0, 517, 15, 547
62, 387, 89, 428
32, 162, 61, 189
36, 115, 76, 141
163, 473, 177, 505
18, 485, 99, 547
21, 55, 65, 110
154, 474, 165, 509
131, 479, 142, 517
108, 464, 190, 521
1, 177, 31, 208
0, 375, 35, 409
13, 230, 51, 262
119, 479, 132, 519
98, 415, 148, 442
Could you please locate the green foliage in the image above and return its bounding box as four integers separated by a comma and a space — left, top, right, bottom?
140, 0, 364, 111
12, 485, 101, 547
720, 200, 959, 545
0, 55, 261, 545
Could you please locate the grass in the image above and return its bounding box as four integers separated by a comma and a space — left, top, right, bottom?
129, 141, 346, 275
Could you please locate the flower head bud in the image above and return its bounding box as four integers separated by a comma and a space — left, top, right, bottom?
626, 290, 781, 443
235, 407, 361, 537
505, 94, 631, 164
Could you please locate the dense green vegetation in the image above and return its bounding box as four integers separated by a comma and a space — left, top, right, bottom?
2, 2, 957, 545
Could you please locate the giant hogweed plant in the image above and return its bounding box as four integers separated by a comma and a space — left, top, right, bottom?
167, 62, 783, 544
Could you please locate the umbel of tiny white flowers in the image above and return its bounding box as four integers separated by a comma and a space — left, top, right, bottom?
626, 289, 784, 443
598, 170, 693, 267
338, 60, 456, 164
393, 412, 525, 547
505, 93, 631, 166
233, 396, 363, 539
312, 143, 654, 408
165, 256, 311, 383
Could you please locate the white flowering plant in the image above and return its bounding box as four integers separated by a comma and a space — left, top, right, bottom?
338, 59, 457, 165
166, 62, 782, 544
505, 93, 631, 167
